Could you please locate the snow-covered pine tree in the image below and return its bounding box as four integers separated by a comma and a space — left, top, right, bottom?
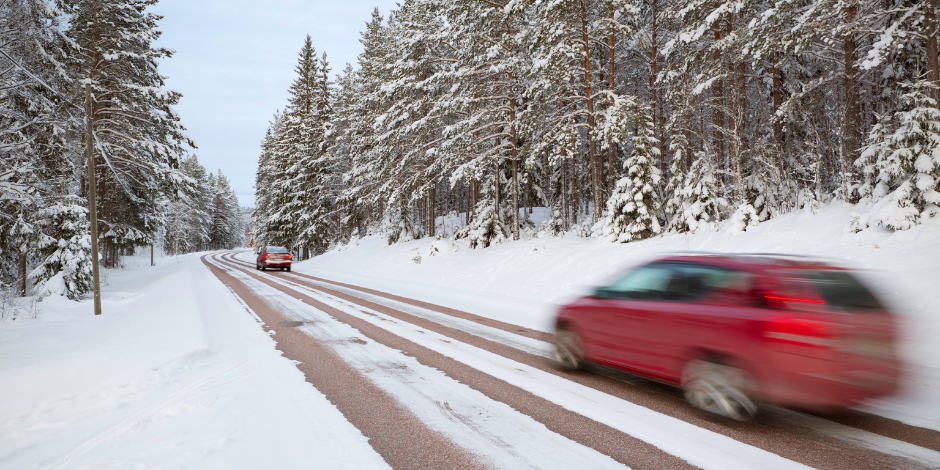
667, 151, 723, 233
29, 196, 93, 300
252, 111, 285, 249
340, 9, 392, 235
163, 154, 210, 254
0, 0, 74, 290
66, 0, 195, 266
600, 108, 663, 242
209, 170, 243, 250
664, 133, 690, 232
460, 177, 509, 249
525, 0, 639, 224
439, 0, 530, 240
854, 81, 940, 230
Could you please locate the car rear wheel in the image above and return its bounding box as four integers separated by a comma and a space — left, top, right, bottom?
554, 328, 583, 370
286, 266, 291, 272
681, 359, 758, 422
260, 264, 266, 271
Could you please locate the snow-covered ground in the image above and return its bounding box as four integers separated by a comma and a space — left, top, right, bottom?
287, 203, 940, 432
0, 253, 388, 469
3, 203, 939, 469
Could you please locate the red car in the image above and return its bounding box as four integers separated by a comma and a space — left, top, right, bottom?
256, 246, 292, 271
554, 253, 900, 421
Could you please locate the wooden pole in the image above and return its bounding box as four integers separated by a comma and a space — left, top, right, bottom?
85, 82, 102, 316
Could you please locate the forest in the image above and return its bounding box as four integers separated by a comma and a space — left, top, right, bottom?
253, 0, 940, 258
0, 0, 242, 302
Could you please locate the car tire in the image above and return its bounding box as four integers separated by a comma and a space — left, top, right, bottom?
681, 358, 758, 422
260, 264, 266, 271
554, 328, 583, 370
286, 267, 291, 272
256, 264, 260, 270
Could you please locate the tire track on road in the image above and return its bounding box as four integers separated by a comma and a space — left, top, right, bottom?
203, 255, 483, 470
209, 254, 695, 469
220, 252, 940, 469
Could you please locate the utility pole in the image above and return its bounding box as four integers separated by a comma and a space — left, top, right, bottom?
85, 82, 102, 315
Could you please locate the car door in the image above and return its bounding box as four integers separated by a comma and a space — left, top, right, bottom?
656, 263, 760, 381
586, 263, 674, 372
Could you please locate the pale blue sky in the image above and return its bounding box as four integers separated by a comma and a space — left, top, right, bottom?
152, 0, 399, 207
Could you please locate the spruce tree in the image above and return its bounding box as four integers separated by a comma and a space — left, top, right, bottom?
855, 82, 940, 230
600, 111, 663, 242
29, 196, 93, 300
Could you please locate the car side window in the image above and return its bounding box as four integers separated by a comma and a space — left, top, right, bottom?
603, 264, 674, 300
663, 263, 753, 302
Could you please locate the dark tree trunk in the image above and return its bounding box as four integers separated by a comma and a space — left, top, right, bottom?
927, 0, 940, 106
843, 4, 860, 167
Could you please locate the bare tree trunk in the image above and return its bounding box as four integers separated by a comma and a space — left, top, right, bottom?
508, 68, 521, 240
712, 23, 724, 165
650, 0, 664, 177
495, 158, 502, 227
608, 7, 618, 193
843, 3, 860, 168
927, 0, 940, 106
19, 251, 26, 297
772, 51, 783, 148
579, 0, 602, 222
563, 157, 570, 230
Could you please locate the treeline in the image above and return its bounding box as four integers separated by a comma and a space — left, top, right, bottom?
257, 0, 938, 255
163, 156, 244, 256
0, 0, 202, 301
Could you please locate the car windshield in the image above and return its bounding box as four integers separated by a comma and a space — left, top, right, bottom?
802, 270, 885, 313
605, 265, 673, 300
267, 247, 289, 254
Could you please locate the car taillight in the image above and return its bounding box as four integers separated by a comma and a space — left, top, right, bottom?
287, 255, 292, 260
264, 254, 269, 259
764, 317, 836, 348
763, 293, 824, 310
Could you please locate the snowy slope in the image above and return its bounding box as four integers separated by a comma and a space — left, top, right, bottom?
0, 253, 388, 470
282, 203, 940, 432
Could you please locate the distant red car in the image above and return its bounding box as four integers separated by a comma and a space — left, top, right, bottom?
256, 246, 292, 272
554, 254, 900, 421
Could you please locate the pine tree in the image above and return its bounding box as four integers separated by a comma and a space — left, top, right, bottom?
600, 110, 663, 242
854, 82, 940, 230
667, 152, 723, 233
66, 0, 195, 266
29, 196, 93, 300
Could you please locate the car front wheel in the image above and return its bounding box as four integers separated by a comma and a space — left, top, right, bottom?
554, 328, 583, 370
681, 359, 758, 422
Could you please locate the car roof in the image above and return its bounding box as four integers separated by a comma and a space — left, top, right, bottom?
655, 252, 839, 272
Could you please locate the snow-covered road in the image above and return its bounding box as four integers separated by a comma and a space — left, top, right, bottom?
203, 251, 940, 469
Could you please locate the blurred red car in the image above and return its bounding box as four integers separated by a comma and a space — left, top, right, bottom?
256, 246, 292, 272
554, 253, 900, 421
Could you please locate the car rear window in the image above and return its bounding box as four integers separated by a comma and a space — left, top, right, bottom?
802, 270, 885, 313
267, 246, 289, 254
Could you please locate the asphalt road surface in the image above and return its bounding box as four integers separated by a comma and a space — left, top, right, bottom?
203, 252, 940, 470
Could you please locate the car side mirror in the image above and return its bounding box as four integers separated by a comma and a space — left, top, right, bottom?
592, 287, 612, 299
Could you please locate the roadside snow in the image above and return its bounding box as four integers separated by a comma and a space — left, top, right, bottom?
0, 253, 389, 470
276, 203, 940, 432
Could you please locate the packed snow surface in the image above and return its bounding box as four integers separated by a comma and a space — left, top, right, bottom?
286, 203, 940, 432
0, 253, 388, 470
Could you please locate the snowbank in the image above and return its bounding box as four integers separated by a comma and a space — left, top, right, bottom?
0, 252, 387, 469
